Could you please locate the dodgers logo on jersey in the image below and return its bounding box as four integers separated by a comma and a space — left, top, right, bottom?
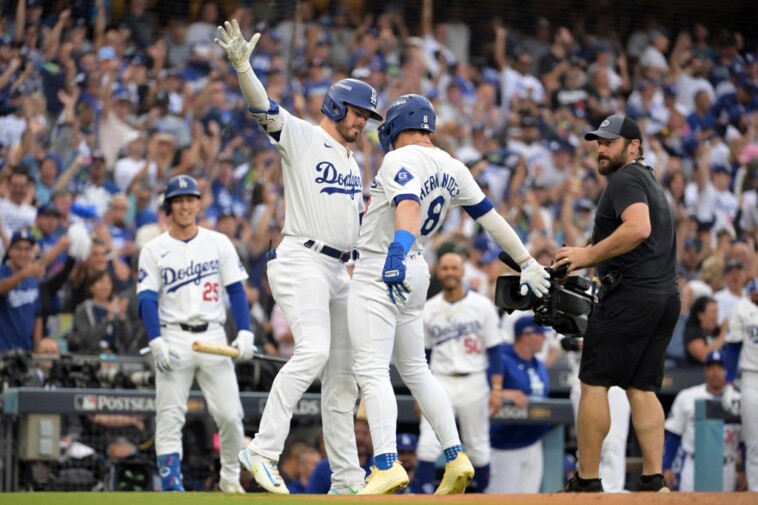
161, 259, 220, 293
394, 167, 413, 186
429, 321, 482, 346
138, 268, 148, 283
314, 161, 361, 200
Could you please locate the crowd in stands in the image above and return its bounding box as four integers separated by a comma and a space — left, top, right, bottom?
1, 0, 754, 364
0, 0, 757, 492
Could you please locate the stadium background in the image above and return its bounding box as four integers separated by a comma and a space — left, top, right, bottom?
0, 0, 756, 495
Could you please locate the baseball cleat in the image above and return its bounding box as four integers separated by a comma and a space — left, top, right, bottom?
328, 483, 365, 495
435, 452, 474, 494
563, 474, 604, 492
238, 448, 289, 494
636, 473, 670, 493
358, 461, 409, 495
219, 478, 246, 493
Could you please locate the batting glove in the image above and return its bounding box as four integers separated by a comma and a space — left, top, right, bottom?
231, 330, 257, 361
380, 242, 412, 304
519, 258, 551, 298
214, 19, 260, 74
149, 337, 174, 373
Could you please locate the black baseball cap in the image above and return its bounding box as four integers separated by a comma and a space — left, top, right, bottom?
585, 115, 642, 142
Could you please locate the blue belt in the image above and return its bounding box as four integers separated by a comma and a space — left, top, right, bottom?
303, 240, 359, 262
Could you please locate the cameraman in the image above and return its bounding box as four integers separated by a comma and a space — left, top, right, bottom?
556, 115, 679, 492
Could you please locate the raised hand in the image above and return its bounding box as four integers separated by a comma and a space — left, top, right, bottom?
214, 19, 260, 74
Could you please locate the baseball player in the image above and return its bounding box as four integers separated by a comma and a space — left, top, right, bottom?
663, 351, 742, 491
488, 315, 551, 493
137, 175, 256, 493
214, 20, 383, 495
347, 94, 550, 495
726, 278, 758, 490
413, 252, 503, 494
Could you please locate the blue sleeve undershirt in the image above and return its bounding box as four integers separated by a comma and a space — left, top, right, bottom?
226, 281, 252, 332
487, 344, 504, 380
137, 290, 160, 340
662, 431, 682, 470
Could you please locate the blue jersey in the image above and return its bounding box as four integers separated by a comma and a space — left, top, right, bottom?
0, 263, 40, 352
489, 344, 551, 450
305, 457, 373, 494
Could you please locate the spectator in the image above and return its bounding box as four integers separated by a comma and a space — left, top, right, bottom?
68, 269, 131, 355
0, 169, 37, 256
306, 419, 373, 494
0, 230, 44, 353
684, 296, 726, 366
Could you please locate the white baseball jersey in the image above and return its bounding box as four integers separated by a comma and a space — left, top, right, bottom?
356, 146, 487, 257
423, 290, 502, 375
263, 106, 364, 251
727, 298, 758, 372
665, 384, 741, 457
137, 227, 248, 324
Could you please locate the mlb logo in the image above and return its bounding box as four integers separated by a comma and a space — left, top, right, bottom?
75, 394, 98, 411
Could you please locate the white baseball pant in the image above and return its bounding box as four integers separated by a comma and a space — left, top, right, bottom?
570, 383, 630, 491
416, 372, 490, 466
487, 440, 543, 493
678, 453, 737, 491
348, 254, 461, 456
155, 324, 243, 483
249, 236, 364, 488
743, 370, 758, 491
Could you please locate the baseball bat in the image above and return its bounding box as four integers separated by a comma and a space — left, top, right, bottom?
356, 396, 368, 421
191, 341, 289, 365
192, 341, 240, 357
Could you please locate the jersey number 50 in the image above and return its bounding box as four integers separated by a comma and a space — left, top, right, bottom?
420, 195, 445, 236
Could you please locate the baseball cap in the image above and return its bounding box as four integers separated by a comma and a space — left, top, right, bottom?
37, 202, 61, 217
10, 229, 36, 247
585, 115, 642, 141
711, 163, 731, 175
97, 46, 117, 60
479, 247, 504, 266
514, 315, 547, 337
746, 278, 758, 294
705, 350, 724, 366
397, 433, 418, 452
574, 198, 595, 212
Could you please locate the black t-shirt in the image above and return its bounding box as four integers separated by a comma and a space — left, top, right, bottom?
683, 324, 716, 367
592, 162, 678, 294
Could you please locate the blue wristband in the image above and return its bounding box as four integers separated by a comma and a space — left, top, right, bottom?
393, 229, 416, 255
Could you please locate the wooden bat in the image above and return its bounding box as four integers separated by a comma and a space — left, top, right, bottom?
356, 396, 367, 421
192, 341, 240, 358
191, 341, 290, 365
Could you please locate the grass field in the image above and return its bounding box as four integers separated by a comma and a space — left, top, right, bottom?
2, 492, 755, 505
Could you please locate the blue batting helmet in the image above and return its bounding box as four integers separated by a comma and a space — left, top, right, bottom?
377, 94, 436, 153
321, 78, 383, 122
163, 175, 201, 215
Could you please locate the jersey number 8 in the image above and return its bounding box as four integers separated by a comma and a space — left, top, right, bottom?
420, 195, 445, 236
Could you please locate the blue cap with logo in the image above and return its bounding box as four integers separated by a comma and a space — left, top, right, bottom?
397, 433, 418, 452
10, 229, 36, 247
705, 350, 724, 366
514, 315, 547, 336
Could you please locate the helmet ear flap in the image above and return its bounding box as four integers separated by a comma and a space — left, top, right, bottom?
321, 93, 348, 122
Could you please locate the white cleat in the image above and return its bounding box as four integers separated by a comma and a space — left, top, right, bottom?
328, 483, 365, 495
219, 478, 246, 494
238, 448, 289, 495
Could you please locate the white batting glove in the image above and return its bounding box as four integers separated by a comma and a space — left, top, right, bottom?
149, 337, 175, 373
231, 330, 257, 361
519, 258, 551, 298
214, 19, 260, 74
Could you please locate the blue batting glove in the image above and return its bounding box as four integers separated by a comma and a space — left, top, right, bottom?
380, 242, 412, 304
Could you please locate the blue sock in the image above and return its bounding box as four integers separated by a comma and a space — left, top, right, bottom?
444, 444, 463, 463
375, 452, 398, 470
472, 464, 490, 493
157, 452, 185, 491
412, 460, 436, 494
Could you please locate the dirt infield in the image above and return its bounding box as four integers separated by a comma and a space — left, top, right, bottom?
6, 492, 755, 505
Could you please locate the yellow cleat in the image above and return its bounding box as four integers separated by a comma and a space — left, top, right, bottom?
435, 452, 474, 495
357, 461, 409, 495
